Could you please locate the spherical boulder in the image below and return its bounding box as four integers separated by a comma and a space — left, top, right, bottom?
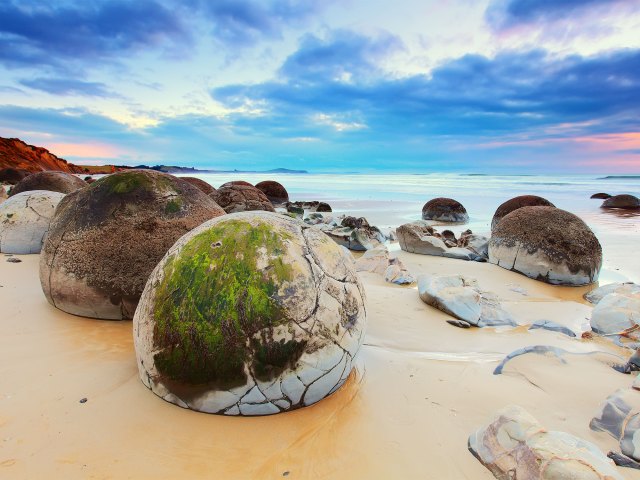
212, 184, 275, 213
489, 206, 602, 285
255, 180, 289, 205
134, 211, 366, 415
0, 190, 65, 254
0, 168, 30, 184
602, 194, 640, 210
181, 177, 216, 196
590, 193, 611, 199
10, 171, 86, 196
491, 195, 555, 231
421, 197, 468, 223
40, 170, 226, 320
220, 180, 253, 188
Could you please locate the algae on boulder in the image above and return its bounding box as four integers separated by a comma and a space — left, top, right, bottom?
134, 211, 367, 415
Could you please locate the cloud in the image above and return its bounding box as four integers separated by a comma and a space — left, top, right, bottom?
19, 77, 117, 97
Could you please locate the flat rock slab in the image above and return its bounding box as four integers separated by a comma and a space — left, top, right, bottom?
591, 388, 640, 462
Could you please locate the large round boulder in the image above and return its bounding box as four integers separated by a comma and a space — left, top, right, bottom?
602, 194, 640, 210
0, 190, 65, 254
212, 184, 275, 213
10, 171, 86, 196
40, 170, 226, 320
489, 206, 602, 285
181, 177, 216, 196
491, 195, 555, 231
255, 180, 289, 205
421, 197, 468, 223
134, 211, 366, 415
0, 168, 30, 184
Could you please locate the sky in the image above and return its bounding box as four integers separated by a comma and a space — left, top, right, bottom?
1, 0, 639, 173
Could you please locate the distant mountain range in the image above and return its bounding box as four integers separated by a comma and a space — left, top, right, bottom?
0, 137, 307, 175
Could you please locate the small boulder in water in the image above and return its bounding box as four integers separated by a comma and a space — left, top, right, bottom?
591, 193, 611, 199
602, 194, 640, 210
421, 197, 468, 223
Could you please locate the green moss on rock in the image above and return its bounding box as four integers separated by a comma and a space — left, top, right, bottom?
152, 219, 302, 389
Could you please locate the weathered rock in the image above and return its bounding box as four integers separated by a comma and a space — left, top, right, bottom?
491, 195, 555, 231
585, 283, 640, 305
255, 180, 289, 205
417, 274, 514, 327
590, 293, 640, 336
219, 180, 253, 188
286, 201, 332, 213
397, 221, 483, 261
133, 211, 366, 415
0, 190, 65, 254
528, 320, 577, 337
591, 193, 611, 199
384, 258, 415, 285
286, 205, 304, 219
181, 177, 217, 196
489, 206, 602, 285
355, 246, 390, 274
421, 197, 468, 223
211, 184, 274, 213
0, 168, 30, 184
470, 405, 622, 480
591, 388, 640, 462
40, 170, 226, 320
304, 212, 334, 225
602, 195, 640, 210
9, 171, 86, 196
323, 216, 385, 251
458, 231, 490, 259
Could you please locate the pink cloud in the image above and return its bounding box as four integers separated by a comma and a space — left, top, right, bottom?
45, 142, 122, 160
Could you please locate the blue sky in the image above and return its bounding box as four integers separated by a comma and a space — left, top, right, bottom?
1, 0, 639, 173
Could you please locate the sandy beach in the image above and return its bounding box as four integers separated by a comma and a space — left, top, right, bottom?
2, 242, 639, 479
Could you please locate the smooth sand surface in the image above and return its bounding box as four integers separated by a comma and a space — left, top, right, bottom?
2, 253, 640, 479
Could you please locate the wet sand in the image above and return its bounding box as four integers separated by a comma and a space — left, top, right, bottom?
2, 252, 640, 479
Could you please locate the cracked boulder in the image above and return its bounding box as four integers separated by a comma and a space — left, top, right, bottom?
9, 171, 86, 196
211, 183, 275, 213
491, 195, 555, 231
323, 216, 385, 251
384, 258, 415, 285
181, 177, 217, 196
0, 190, 65, 254
422, 197, 468, 223
133, 211, 366, 415
591, 388, 640, 463
39, 170, 226, 320
255, 180, 289, 205
488, 206, 602, 285
470, 405, 622, 480
418, 274, 514, 327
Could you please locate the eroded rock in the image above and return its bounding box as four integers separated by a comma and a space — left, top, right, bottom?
591, 388, 640, 463
9, 171, 86, 196
323, 216, 385, 251
397, 221, 484, 261
211, 184, 274, 213
422, 197, 468, 223
585, 283, 640, 305
590, 293, 640, 336
491, 195, 555, 231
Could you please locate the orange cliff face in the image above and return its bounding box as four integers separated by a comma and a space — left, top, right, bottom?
0, 137, 120, 175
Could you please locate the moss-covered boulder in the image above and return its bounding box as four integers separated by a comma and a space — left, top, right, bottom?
0, 190, 65, 254
212, 184, 275, 213
9, 171, 86, 196
488, 206, 602, 285
182, 177, 216, 196
40, 170, 226, 320
134, 211, 366, 415
255, 180, 289, 205
491, 195, 555, 231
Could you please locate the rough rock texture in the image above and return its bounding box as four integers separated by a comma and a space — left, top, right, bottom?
591, 193, 612, 199
590, 293, 640, 335
0, 190, 65, 254
397, 221, 484, 261
322, 216, 385, 251
591, 388, 640, 462
181, 177, 217, 196
602, 195, 640, 210
355, 246, 390, 274
0, 168, 30, 184
9, 171, 86, 196
585, 283, 640, 305
255, 180, 289, 205
219, 180, 253, 188
40, 170, 226, 320
489, 206, 602, 285
458, 230, 490, 259
470, 405, 622, 480
211, 184, 275, 213
133, 211, 366, 415
421, 197, 469, 223
286, 201, 332, 213
304, 212, 334, 225
491, 195, 555, 231
417, 274, 514, 327
384, 258, 415, 285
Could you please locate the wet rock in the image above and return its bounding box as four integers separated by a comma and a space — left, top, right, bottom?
211, 184, 275, 213
591, 193, 611, 199
286, 201, 332, 213
40, 170, 226, 320
181, 177, 217, 196
383, 258, 415, 285
491, 195, 555, 231
355, 246, 390, 274
585, 283, 640, 305
323, 216, 385, 251
590, 293, 640, 336
397, 221, 483, 261
0, 190, 65, 254
417, 274, 514, 327
255, 180, 289, 205
489, 206, 602, 285
602, 195, 640, 210
6, 257, 22, 263
591, 388, 640, 462
528, 320, 577, 337
608, 451, 640, 470
133, 211, 366, 415
470, 405, 622, 480
9, 171, 86, 196
421, 197, 468, 223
